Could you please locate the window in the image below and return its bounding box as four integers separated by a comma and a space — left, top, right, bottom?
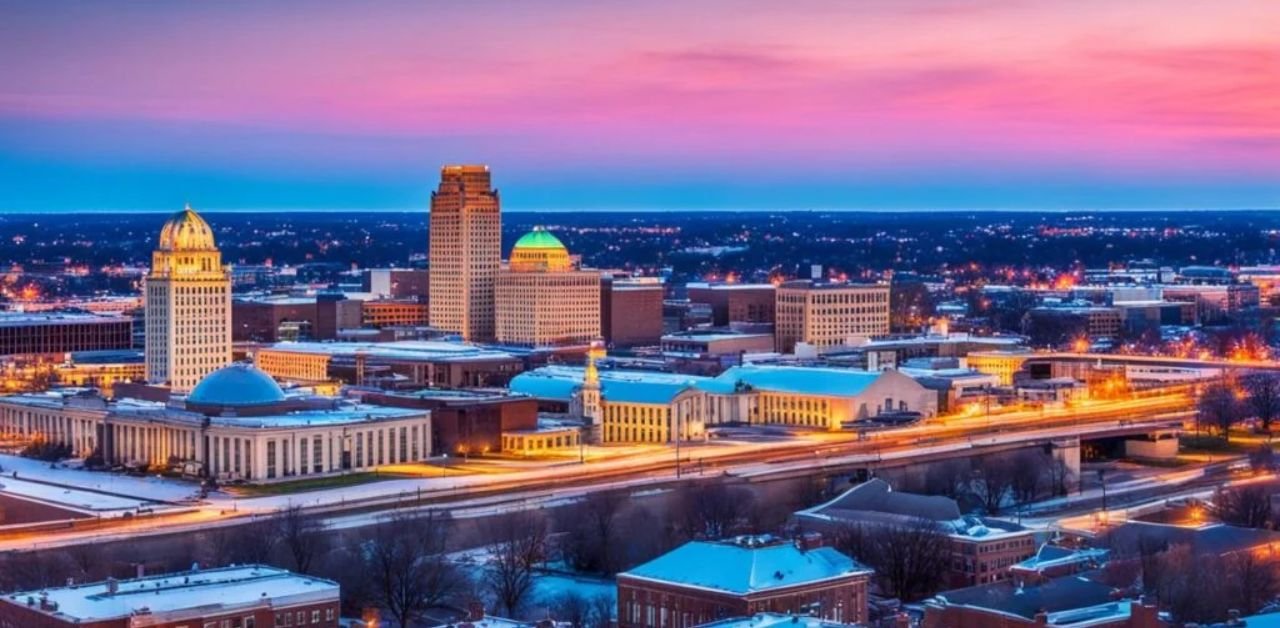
312, 610, 321, 623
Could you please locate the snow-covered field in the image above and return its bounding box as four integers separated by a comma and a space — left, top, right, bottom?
0, 454, 203, 510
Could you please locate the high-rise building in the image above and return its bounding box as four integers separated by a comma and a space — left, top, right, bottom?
429, 164, 501, 341
496, 227, 602, 347
775, 279, 890, 353
144, 204, 231, 391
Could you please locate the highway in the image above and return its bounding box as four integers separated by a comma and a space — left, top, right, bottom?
0, 391, 1195, 552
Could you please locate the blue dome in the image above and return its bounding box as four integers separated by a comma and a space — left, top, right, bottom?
187, 363, 286, 407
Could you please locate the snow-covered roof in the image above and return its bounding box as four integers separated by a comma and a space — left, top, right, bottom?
3, 565, 337, 623
620, 537, 869, 595
263, 340, 516, 363
699, 613, 859, 628
509, 366, 708, 405
707, 365, 884, 398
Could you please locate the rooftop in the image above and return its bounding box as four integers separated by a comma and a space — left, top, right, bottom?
927, 570, 1128, 623
1105, 521, 1280, 557
0, 311, 131, 328
621, 536, 869, 596
798, 479, 1028, 539
263, 340, 517, 363
2, 565, 337, 623
510, 366, 706, 405
698, 613, 861, 628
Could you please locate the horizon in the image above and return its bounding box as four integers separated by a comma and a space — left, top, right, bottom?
2, 1, 1278, 212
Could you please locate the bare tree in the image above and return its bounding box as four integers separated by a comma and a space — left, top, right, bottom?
969, 456, 1016, 515
277, 504, 328, 574
922, 459, 968, 499
202, 515, 280, 567
1045, 455, 1075, 497
676, 482, 754, 539
863, 517, 951, 601
359, 510, 462, 628
1199, 381, 1242, 440
1225, 551, 1280, 616
548, 591, 591, 627
557, 490, 626, 575
829, 522, 874, 566
1009, 450, 1046, 506
1246, 372, 1280, 436
484, 510, 550, 617
1216, 485, 1271, 529
588, 593, 615, 628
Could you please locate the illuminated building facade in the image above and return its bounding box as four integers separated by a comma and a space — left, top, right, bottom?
0, 363, 431, 482
774, 280, 891, 353
429, 164, 501, 342
496, 227, 601, 347
144, 205, 232, 392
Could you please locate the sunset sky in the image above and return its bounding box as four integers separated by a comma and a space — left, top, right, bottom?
1, 1, 1277, 212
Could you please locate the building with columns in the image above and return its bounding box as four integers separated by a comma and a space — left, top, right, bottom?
145, 204, 232, 392
496, 227, 602, 348
0, 363, 430, 482
429, 164, 501, 342
510, 350, 937, 444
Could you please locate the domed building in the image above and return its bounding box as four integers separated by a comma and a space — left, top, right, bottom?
185, 362, 289, 415
496, 227, 601, 347
0, 362, 433, 482
145, 204, 232, 392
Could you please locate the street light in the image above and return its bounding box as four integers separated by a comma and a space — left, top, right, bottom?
441, 453, 448, 478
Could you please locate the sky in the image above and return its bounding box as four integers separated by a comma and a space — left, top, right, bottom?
0, 1, 1277, 212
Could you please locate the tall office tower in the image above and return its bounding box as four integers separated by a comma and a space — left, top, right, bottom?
429, 165, 501, 342
145, 204, 232, 391
774, 279, 890, 354
496, 227, 601, 347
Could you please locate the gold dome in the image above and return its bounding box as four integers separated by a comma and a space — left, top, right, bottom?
509, 226, 571, 272
157, 203, 217, 252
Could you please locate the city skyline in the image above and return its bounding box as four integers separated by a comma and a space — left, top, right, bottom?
2, 0, 1277, 213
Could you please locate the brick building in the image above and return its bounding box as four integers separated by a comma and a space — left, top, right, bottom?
0, 565, 339, 628
601, 276, 665, 348
617, 536, 872, 628
359, 388, 538, 456
796, 479, 1036, 588
922, 570, 1159, 628
361, 299, 430, 328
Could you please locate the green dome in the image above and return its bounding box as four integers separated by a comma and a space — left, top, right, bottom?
513, 226, 566, 250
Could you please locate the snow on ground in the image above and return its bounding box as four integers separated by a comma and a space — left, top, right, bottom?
0, 454, 203, 504
0, 476, 159, 513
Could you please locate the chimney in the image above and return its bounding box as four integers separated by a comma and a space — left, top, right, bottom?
1033, 610, 1048, 626
467, 599, 486, 621
106, 578, 119, 595
795, 531, 824, 552
135, 563, 146, 579
893, 613, 910, 628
